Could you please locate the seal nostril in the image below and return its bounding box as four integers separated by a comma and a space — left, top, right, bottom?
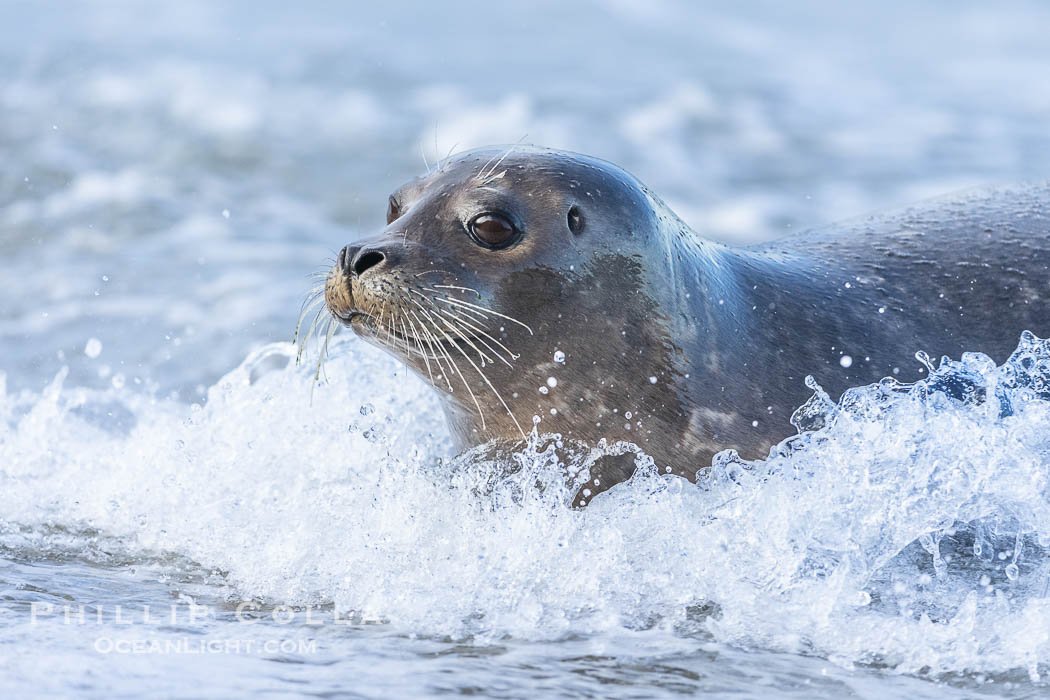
338, 244, 361, 273
352, 250, 385, 277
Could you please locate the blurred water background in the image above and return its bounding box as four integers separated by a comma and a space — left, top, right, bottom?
3, 1, 1050, 697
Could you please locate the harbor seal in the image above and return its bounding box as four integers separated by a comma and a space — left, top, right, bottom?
324, 146, 1050, 503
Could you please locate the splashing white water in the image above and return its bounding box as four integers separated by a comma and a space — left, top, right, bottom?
3, 332, 1050, 680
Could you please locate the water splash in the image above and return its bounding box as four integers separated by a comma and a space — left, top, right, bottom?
3, 332, 1050, 680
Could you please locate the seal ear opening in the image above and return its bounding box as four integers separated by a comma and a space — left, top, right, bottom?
567, 205, 584, 235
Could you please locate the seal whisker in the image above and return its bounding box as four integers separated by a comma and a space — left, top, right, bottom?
369, 303, 407, 359
412, 304, 469, 392
431, 284, 482, 300
375, 307, 400, 352
433, 307, 519, 366
399, 315, 413, 358
423, 317, 487, 430
405, 287, 489, 326
476, 137, 526, 184
418, 310, 486, 426
440, 305, 494, 332
297, 288, 325, 313
315, 316, 337, 383
375, 302, 390, 345
409, 309, 455, 391
436, 317, 526, 440
476, 151, 502, 183
424, 298, 515, 363
414, 297, 525, 439
297, 306, 329, 365
440, 142, 460, 171
405, 316, 436, 388
359, 300, 387, 348
306, 316, 336, 403
432, 126, 439, 173
433, 312, 496, 367
300, 295, 325, 314
428, 293, 535, 335
294, 295, 326, 346
386, 310, 401, 351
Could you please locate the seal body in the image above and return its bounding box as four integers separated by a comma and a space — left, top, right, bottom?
324, 146, 1050, 500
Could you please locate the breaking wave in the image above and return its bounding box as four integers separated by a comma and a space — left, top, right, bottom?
3, 331, 1050, 682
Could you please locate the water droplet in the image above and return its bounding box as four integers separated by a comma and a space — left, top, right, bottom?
84, 337, 103, 359
222, 209, 230, 219
359, 403, 375, 416
1005, 563, 1019, 580
553, 350, 565, 363
648, 376, 658, 384
362, 427, 380, 443
546, 377, 557, 388
839, 355, 853, 368
624, 411, 632, 419
979, 574, 991, 586
539, 386, 549, 395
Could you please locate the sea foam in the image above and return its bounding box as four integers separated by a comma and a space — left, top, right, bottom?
3, 332, 1050, 680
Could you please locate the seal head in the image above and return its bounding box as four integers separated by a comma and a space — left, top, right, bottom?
325, 147, 713, 495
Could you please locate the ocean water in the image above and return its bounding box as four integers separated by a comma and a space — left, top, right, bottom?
3, 1, 1050, 697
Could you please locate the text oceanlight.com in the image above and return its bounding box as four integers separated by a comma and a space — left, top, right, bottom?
93, 637, 318, 655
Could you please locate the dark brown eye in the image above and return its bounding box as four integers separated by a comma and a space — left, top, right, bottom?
386, 195, 401, 225
468, 213, 518, 249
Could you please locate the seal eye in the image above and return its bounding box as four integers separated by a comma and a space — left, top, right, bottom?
387, 196, 401, 225
468, 213, 518, 249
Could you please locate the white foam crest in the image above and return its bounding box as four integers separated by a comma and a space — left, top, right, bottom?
3, 332, 1050, 679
